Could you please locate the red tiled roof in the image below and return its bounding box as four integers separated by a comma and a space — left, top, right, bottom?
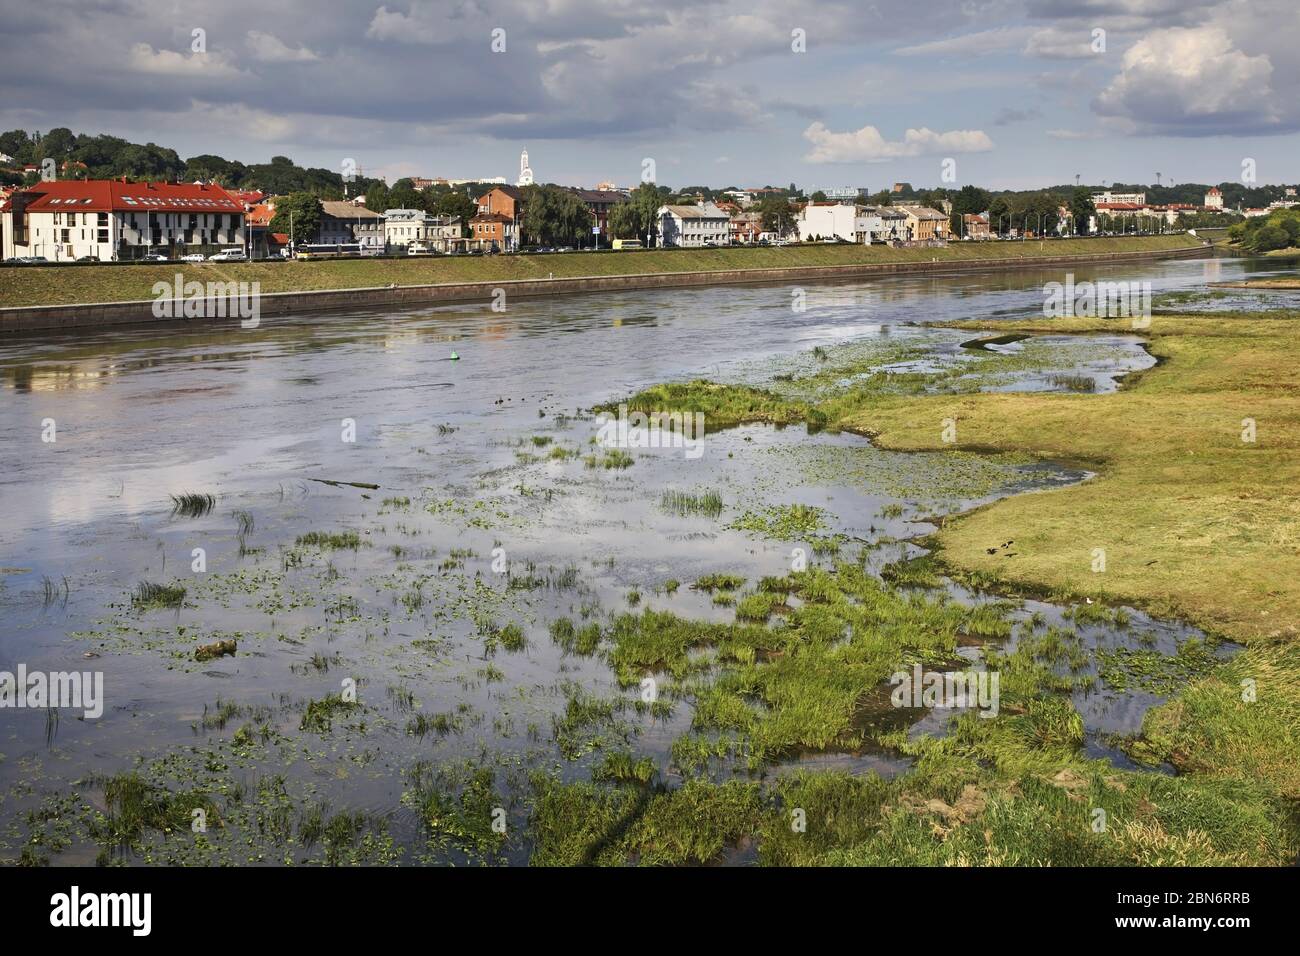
19, 179, 242, 214
245, 203, 274, 226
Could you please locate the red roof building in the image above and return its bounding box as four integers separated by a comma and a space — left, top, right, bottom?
2, 179, 246, 261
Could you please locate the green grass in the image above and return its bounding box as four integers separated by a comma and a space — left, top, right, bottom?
295, 529, 364, 551
299, 694, 358, 733
0, 236, 1198, 309
659, 489, 724, 518
130, 580, 186, 610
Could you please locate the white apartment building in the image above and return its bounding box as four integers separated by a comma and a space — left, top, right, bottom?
656, 203, 729, 247
801, 203, 912, 244
2, 179, 245, 261
798, 202, 858, 242
383, 209, 462, 252
1092, 190, 1147, 206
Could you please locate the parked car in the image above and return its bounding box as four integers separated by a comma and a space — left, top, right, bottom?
142, 253, 169, 262
75, 255, 101, 262
181, 253, 206, 263
209, 249, 248, 262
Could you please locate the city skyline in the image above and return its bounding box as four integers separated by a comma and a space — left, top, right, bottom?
2, 0, 1297, 190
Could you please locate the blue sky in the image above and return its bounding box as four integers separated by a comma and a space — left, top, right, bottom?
1, 0, 1296, 191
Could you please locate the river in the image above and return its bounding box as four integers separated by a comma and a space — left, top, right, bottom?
0, 252, 1287, 864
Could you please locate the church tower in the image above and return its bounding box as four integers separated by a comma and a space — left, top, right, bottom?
517, 148, 534, 187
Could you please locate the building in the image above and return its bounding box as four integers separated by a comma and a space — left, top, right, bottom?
1094, 202, 1148, 222
961, 213, 991, 239
244, 202, 277, 258
569, 188, 628, 241
729, 211, 763, 243
1204, 187, 1223, 210
475, 185, 525, 250
383, 209, 462, 252
895, 205, 951, 241
1152, 202, 1198, 225
225, 189, 266, 208
818, 187, 869, 201
656, 203, 729, 247
891, 182, 913, 194
410, 178, 436, 192
2, 178, 245, 261
797, 201, 858, 242
316, 201, 385, 251
1092, 190, 1146, 206
469, 212, 518, 251
517, 149, 534, 187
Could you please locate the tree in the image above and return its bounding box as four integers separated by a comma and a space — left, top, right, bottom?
988, 196, 1012, 234
1069, 187, 1096, 235
0, 129, 34, 163
434, 190, 477, 236
520, 184, 590, 246
758, 195, 796, 237
1251, 224, 1289, 252
810, 190, 828, 202
949, 184, 991, 237
38, 127, 75, 163
608, 201, 641, 239
269, 192, 321, 246
364, 180, 390, 214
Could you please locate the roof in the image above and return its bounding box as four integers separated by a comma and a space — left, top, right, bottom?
471, 212, 512, 223
1095, 202, 1146, 211
16, 179, 243, 214
483, 184, 524, 201
245, 203, 274, 226
661, 204, 728, 219
570, 188, 628, 203
320, 200, 383, 220
895, 205, 948, 220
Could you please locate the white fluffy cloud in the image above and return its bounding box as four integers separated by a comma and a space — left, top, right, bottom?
246, 31, 320, 63
1094, 25, 1278, 133
802, 122, 993, 163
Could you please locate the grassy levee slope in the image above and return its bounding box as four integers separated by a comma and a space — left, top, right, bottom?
849, 313, 1300, 804
0, 234, 1197, 308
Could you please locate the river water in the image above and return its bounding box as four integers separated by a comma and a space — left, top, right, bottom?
0, 253, 1286, 863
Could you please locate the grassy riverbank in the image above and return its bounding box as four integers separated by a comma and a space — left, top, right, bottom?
581, 310, 1299, 864
0, 234, 1199, 308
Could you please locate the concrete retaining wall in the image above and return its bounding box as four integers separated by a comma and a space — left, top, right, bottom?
0, 243, 1206, 334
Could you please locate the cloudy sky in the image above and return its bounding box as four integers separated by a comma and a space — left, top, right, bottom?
1, 0, 1296, 190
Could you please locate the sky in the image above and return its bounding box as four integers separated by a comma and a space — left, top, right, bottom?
1, 0, 1297, 191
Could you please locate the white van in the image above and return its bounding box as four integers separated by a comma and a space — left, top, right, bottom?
209, 248, 248, 262
407, 242, 431, 255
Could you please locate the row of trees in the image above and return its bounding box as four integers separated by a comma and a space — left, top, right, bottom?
362, 179, 478, 228
0, 127, 382, 198
1228, 209, 1300, 253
